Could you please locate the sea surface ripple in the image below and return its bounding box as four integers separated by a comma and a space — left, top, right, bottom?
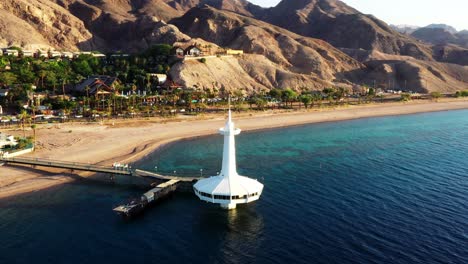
1, 110, 468, 264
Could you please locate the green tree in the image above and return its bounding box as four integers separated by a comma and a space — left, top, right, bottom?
71, 56, 93, 77
282, 88, 297, 108
0, 57, 10, 69
145, 44, 173, 57
17, 67, 36, 84
430, 92, 442, 101
0, 72, 17, 86
334, 87, 347, 104
18, 109, 29, 137
254, 97, 267, 110
300, 94, 313, 109
400, 93, 411, 102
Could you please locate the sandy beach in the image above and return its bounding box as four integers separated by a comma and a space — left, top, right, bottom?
1, 99, 468, 199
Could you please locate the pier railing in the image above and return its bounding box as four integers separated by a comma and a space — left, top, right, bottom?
0, 157, 206, 182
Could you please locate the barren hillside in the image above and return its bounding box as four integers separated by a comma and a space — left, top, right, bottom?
0, 0, 467, 93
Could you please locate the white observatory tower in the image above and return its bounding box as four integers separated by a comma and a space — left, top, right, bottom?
193, 103, 263, 209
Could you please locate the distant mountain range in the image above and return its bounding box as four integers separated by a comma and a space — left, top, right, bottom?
392, 24, 468, 48
1, 0, 468, 93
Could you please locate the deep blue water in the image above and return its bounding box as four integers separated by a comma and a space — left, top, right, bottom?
1, 110, 468, 264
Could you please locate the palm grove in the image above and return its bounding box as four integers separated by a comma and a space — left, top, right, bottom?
1, 44, 447, 121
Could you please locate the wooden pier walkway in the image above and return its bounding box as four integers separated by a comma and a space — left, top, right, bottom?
0, 157, 204, 182
0, 156, 133, 175
0, 156, 205, 217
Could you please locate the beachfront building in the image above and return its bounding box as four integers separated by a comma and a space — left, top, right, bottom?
74, 75, 121, 98
193, 105, 263, 209
0, 133, 17, 149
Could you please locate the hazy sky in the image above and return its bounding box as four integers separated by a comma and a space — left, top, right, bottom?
248, 0, 467, 30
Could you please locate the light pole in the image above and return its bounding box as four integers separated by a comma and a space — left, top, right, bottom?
200, 169, 203, 177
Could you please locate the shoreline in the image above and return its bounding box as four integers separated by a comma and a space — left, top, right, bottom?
2, 99, 468, 199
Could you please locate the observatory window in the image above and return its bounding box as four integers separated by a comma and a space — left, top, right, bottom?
200, 192, 212, 198
214, 195, 231, 200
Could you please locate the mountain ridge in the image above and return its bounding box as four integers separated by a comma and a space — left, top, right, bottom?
0, 0, 468, 92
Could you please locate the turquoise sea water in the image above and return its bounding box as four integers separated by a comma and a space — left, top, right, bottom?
1, 110, 468, 263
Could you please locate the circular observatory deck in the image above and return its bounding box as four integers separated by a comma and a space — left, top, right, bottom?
193, 108, 263, 209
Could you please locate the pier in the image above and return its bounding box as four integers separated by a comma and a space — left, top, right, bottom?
113, 179, 181, 217
0, 156, 204, 217
0, 157, 203, 181
0, 156, 133, 175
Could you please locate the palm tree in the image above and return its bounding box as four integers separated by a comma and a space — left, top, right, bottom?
18, 110, 29, 138
31, 124, 37, 151
300, 94, 313, 109
282, 88, 297, 108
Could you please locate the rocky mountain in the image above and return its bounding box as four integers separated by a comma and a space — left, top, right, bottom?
252, 0, 433, 60
0, 0, 98, 50
425, 24, 458, 34
390, 25, 420, 35
412, 27, 457, 45
170, 6, 363, 90
0, 0, 468, 92
411, 25, 468, 49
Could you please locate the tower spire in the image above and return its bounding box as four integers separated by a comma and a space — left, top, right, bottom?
193, 97, 264, 209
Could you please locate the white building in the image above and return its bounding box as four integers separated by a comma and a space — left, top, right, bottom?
62, 52, 74, 59
0, 133, 18, 149
149, 73, 167, 85
4, 49, 19, 57
50, 51, 62, 58
92, 53, 106, 58
22, 50, 34, 57
193, 105, 263, 209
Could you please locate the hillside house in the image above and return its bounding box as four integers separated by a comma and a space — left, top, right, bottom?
62, 52, 74, 59
185, 46, 202, 56
162, 78, 184, 90
73, 51, 92, 58
50, 51, 62, 58
92, 53, 106, 58
148, 73, 168, 86
172, 47, 184, 57
22, 51, 34, 57
226, 49, 244, 55
36, 51, 48, 58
